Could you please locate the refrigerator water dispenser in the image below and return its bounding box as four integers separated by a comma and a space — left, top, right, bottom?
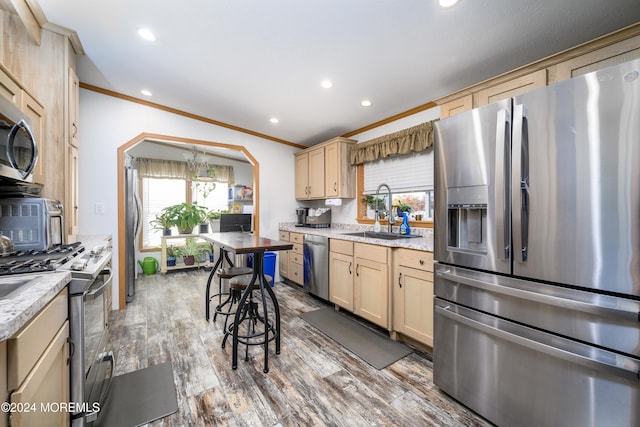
446, 186, 488, 254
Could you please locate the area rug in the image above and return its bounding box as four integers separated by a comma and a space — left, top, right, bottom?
95, 362, 178, 427
300, 308, 413, 369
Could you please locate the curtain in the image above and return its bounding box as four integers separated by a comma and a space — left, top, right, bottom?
349, 120, 435, 165
136, 158, 234, 183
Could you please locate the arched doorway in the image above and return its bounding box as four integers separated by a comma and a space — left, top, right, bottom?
116, 132, 260, 309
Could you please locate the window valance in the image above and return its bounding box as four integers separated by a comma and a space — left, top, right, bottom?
136, 158, 234, 183
349, 120, 435, 165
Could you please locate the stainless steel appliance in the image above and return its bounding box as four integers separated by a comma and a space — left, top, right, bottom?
304, 208, 331, 228
64, 246, 114, 426
303, 234, 329, 300
433, 59, 640, 427
124, 161, 141, 303
0, 95, 37, 183
295, 207, 308, 226
0, 197, 63, 250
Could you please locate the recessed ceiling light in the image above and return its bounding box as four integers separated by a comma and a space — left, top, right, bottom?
321, 80, 333, 89
361, 100, 372, 107
140, 89, 152, 96
137, 28, 156, 41
439, 0, 459, 8
270, 117, 279, 124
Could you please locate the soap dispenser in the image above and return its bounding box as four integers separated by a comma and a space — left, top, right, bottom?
400, 212, 411, 235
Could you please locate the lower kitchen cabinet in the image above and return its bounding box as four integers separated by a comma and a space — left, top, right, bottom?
278, 231, 290, 279
6, 288, 69, 427
354, 243, 390, 329
288, 232, 304, 286
329, 239, 354, 311
392, 249, 434, 347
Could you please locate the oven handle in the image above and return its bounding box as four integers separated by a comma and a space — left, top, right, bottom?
84, 271, 112, 301
85, 351, 115, 423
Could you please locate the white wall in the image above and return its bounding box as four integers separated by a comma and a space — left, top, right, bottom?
77, 89, 300, 308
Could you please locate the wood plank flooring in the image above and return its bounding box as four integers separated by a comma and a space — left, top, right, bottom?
108, 270, 490, 426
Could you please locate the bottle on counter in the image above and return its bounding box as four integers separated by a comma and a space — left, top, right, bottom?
400, 212, 411, 235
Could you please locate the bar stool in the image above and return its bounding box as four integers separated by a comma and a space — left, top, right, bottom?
205, 247, 250, 321
222, 273, 278, 373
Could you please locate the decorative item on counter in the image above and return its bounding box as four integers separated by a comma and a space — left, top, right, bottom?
400, 212, 411, 235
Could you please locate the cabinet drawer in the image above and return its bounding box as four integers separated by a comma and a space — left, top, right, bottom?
292, 242, 303, 254
330, 239, 353, 256
290, 252, 304, 265
354, 243, 388, 264
395, 249, 433, 272
290, 232, 304, 245
289, 261, 304, 285
279, 231, 290, 241
8, 288, 68, 390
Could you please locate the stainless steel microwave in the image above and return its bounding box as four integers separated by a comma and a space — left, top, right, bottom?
0, 95, 38, 182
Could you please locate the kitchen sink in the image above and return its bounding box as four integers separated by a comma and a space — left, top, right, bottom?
341, 231, 420, 240
0, 277, 39, 300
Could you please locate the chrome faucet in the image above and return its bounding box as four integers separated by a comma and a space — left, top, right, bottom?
375, 183, 395, 233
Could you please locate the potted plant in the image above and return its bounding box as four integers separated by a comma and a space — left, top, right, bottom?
163, 202, 208, 234
207, 209, 226, 232
395, 201, 412, 217
166, 245, 177, 266
174, 238, 209, 266
150, 211, 174, 236
361, 195, 386, 218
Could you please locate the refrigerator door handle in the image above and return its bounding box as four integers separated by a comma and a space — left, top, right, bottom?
436, 304, 639, 382
437, 269, 640, 322
512, 103, 529, 262
495, 108, 511, 260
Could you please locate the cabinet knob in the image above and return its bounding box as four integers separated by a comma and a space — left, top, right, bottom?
398, 272, 402, 287
419, 259, 424, 265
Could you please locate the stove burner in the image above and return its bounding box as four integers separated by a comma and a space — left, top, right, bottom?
0, 242, 85, 276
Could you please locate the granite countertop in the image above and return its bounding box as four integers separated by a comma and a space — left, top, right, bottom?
0, 271, 72, 341
279, 222, 434, 252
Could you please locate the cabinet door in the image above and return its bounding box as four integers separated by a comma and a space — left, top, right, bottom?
66, 144, 79, 241
10, 322, 69, 427
439, 94, 472, 119
294, 153, 309, 199
354, 257, 389, 328
329, 251, 354, 311
21, 92, 45, 184
68, 67, 80, 148
0, 67, 22, 106
307, 146, 325, 198
324, 141, 339, 197
477, 69, 546, 107
279, 250, 289, 278
393, 265, 434, 346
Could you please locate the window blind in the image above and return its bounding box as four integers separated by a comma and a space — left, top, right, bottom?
363, 150, 433, 194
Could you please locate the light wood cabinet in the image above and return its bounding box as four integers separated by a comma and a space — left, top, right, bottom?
324, 138, 356, 198
329, 239, 354, 311
7, 288, 69, 427
353, 243, 390, 329
67, 67, 80, 148
439, 94, 473, 119
21, 92, 45, 184
66, 144, 79, 241
295, 137, 356, 200
288, 232, 304, 286
477, 69, 547, 107
278, 231, 290, 279
0, 66, 21, 106
295, 147, 324, 199
392, 249, 434, 347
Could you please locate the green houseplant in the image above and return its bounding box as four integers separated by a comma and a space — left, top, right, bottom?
162, 202, 208, 234
361, 195, 386, 218
166, 245, 177, 266
174, 238, 209, 266
150, 211, 175, 236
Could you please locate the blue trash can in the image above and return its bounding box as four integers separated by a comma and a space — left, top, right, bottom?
247, 252, 276, 287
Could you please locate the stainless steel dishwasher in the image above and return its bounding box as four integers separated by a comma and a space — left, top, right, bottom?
303, 234, 329, 300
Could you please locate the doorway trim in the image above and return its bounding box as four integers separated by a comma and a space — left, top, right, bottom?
117, 132, 260, 309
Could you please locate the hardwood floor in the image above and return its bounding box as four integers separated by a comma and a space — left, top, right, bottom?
109, 270, 490, 426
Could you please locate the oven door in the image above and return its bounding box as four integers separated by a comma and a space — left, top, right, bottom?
82, 269, 114, 424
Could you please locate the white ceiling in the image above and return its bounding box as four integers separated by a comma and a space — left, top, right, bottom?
36, 0, 640, 147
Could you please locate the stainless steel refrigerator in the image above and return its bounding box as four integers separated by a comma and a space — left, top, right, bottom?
433, 59, 640, 427
124, 160, 141, 303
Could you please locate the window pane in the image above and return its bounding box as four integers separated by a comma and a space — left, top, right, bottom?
142, 178, 186, 248
192, 180, 228, 212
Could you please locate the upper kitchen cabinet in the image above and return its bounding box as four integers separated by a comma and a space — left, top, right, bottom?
0, 66, 22, 106
439, 94, 472, 119
21, 92, 45, 184
476, 69, 547, 107
295, 137, 356, 200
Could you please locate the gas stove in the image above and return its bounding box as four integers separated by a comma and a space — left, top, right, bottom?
0, 242, 85, 276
